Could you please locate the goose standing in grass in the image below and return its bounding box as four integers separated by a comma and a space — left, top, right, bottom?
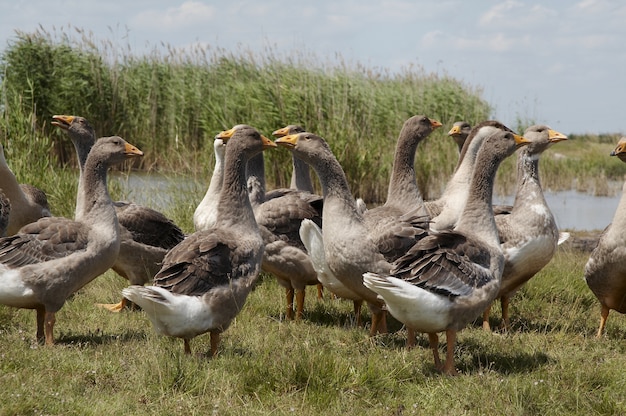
0, 144, 51, 235
482, 125, 568, 331
280, 117, 437, 332
0, 136, 143, 345
363, 130, 529, 375
220, 125, 323, 321
52, 115, 185, 312
193, 135, 226, 231
425, 121, 514, 231
448, 121, 472, 155
123, 126, 274, 356
276, 131, 425, 335
273, 124, 328, 300
584, 137, 626, 338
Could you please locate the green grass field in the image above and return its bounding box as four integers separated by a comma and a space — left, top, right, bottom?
1, 245, 625, 415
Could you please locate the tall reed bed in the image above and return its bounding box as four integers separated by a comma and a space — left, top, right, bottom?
1, 27, 625, 215
0, 26, 492, 209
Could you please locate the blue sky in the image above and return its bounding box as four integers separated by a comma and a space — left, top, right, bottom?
1, 0, 625, 134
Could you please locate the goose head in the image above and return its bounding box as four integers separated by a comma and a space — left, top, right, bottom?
522, 125, 568, 154
611, 137, 626, 163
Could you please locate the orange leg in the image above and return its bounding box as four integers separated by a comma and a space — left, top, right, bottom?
597, 304, 610, 338
441, 329, 458, 376
379, 310, 388, 334
44, 311, 56, 346
369, 310, 388, 336
96, 297, 128, 313
295, 289, 306, 320
210, 330, 220, 357
500, 296, 511, 331
482, 304, 492, 331
285, 287, 295, 320
36, 307, 45, 344
316, 283, 324, 300
427, 332, 442, 370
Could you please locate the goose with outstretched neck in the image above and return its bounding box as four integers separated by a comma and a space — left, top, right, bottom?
584, 136, 626, 338
483, 125, 568, 331
363, 130, 529, 375
425, 120, 514, 231
276, 132, 402, 336
363, 115, 440, 233
297, 116, 439, 325
52, 115, 185, 312
221, 124, 323, 321
123, 126, 275, 356
273, 124, 329, 302
0, 136, 143, 345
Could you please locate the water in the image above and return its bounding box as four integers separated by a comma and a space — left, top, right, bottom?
112, 171, 623, 232
494, 189, 621, 231
110, 171, 200, 213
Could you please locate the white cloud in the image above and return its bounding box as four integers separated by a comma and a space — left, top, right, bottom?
479, 0, 523, 27
574, 0, 611, 12
131, 1, 216, 30
421, 30, 529, 54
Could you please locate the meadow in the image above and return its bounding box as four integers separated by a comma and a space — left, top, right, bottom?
1, 28, 626, 415
0, 245, 625, 415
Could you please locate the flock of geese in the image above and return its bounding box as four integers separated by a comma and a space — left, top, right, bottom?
0, 114, 624, 375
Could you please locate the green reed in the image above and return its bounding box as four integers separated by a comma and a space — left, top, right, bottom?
1, 26, 625, 213
0, 26, 493, 206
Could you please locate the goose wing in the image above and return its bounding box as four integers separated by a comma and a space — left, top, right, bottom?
365, 207, 429, 262
392, 230, 494, 298
0, 217, 90, 267
114, 201, 185, 250
255, 191, 323, 248
153, 229, 257, 297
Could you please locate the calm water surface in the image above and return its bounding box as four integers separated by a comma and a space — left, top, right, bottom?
112, 172, 623, 232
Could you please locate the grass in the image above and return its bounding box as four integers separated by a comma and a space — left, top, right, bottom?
1, 246, 625, 415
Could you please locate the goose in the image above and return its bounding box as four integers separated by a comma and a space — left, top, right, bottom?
367, 115, 441, 214
0, 144, 51, 235
362, 130, 529, 375
122, 126, 275, 356
482, 125, 568, 331
52, 115, 185, 312
584, 137, 626, 338
219, 125, 323, 321
448, 121, 472, 154
0, 136, 143, 345
425, 121, 514, 231
349, 115, 439, 272
193, 136, 226, 231
273, 124, 329, 300
275, 132, 428, 335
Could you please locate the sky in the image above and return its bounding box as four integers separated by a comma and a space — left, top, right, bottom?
1, 0, 625, 135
